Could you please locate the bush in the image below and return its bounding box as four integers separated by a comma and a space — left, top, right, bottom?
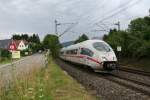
0, 49, 11, 58
43, 34, 61, 58
20, 49, 31, 56
29, 43, 44, 54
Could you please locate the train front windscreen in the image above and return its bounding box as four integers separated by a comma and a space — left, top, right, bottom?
93, 42, 111, 52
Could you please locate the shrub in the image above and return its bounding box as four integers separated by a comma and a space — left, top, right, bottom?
0, 49, 11, 58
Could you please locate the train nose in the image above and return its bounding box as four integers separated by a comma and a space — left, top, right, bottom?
103, 62, 117, 70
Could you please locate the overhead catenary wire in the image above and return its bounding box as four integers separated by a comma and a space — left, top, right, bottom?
91, 0, 142, 33
90, 0, 141, 33
95, 0, 141, 24
59, 22, 78, 37
91, 0, 136, 24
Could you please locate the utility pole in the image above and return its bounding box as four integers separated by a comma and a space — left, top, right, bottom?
54, 20, 78, 37
55, 20, 57, 35
114, 21, 120, 31
54, 20, 60, 35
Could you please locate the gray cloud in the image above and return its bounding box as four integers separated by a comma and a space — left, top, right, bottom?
0, 0, 149, 42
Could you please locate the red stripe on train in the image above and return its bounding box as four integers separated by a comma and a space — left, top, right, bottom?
86, 57, 101, 64
64, 55, 101, 64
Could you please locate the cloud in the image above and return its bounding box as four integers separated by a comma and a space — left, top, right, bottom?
0, 0, 149, 42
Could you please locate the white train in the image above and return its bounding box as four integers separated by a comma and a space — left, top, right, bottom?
60, 40, 117, 72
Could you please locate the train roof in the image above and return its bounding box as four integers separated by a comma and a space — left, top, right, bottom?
61, 39, 105, 51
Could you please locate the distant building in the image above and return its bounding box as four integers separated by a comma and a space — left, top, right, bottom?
12, 40, 29, 51
0, 39, 12, 50
0, 39, 29, 51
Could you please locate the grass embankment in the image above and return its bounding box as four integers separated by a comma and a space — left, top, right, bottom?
120, 58, 150, 72
0, 59, 11, 65
0, 57, 95, 100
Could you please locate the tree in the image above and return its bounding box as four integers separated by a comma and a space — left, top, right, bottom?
21, 34, 29, 41
12, 34, 22, 40
105, 30, 131, 57
105, 15, 150, 58
128, 17, 150, 40
12, 34, 40, 43
102, 34, 108, 41
30, 34, 40, 43
43, 34, 61, 58
74, 34, 89, 44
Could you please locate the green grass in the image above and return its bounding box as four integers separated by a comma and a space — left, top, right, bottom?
0, 56, 95, 100
0, 59, 11, 65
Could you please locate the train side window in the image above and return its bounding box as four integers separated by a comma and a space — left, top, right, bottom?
66, 49, 78, 55
75, 49, 78, 54
60, 51, 64, 55
73, 49, 78, 54
66, 51, 70, 54
81, 48, 93, 57
68, 49, 78, 55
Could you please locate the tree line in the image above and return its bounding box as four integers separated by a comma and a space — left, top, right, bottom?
104, 15, 150, 59
12, 34, 40, 43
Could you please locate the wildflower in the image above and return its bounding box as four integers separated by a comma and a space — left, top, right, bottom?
39, 94, 44, 98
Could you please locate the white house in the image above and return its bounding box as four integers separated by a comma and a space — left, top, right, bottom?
12, 40, 28, 51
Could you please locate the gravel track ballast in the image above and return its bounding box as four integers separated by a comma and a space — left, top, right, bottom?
56, 59, 150, 100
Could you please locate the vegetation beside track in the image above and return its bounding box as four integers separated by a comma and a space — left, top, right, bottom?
102, 13, 150, 72
119, 58, 150, 72
0, 56, 95, 100
0, 59, 11, 65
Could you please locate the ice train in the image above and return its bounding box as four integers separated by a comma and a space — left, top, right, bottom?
59, 40, 117, 72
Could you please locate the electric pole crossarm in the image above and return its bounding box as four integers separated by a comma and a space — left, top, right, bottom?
59, 22, 78, 37
91, 29, 109, 32
59, 23, 76, 25
54, 19, 78, 37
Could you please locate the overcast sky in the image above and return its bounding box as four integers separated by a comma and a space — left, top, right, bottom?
0, 0, 149, 42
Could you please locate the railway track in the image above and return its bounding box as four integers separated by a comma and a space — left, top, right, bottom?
112, 66, 150, 96
110, 73, 150, 88
104, 74, 150, 96
102, 68, 150, 96
118, 66, 150, 77
56, 59, 150, 98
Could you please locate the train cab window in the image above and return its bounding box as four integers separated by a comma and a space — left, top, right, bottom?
81, 48, 93, 57
93, 42, 111, 52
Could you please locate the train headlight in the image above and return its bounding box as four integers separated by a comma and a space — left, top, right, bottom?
102, 57, 107, 61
